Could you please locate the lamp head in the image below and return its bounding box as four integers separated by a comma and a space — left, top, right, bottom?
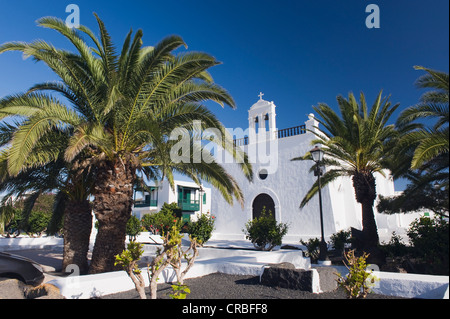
310, 146, 324, 163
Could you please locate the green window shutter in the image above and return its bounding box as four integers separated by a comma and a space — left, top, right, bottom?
203, 193, 206, 204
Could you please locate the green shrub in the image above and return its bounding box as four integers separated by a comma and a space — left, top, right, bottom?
407, 216, 449, 274
243, 207, 289, 251
25, 211, 51, 237
161, 202, 182, 219
4, 209, 51, 237
126, 215, 142, 241
330, 229, 351, 253
4, 208, 23, 237
141, 202, 180, 235
187, 213, 215, 246
140, 214, 153, 231
380, 231, 409, 258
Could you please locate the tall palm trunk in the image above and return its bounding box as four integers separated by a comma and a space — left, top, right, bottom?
62, 199, 92, 275
352, 172, 384, 264
352, 172, 379, 245
89, 158, 135, 274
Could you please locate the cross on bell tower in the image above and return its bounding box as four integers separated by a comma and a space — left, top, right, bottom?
248, 92, 277, 141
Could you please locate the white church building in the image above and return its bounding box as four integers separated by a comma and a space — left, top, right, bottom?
211, 94, 423, 243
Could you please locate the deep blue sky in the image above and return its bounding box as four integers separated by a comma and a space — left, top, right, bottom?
0, 0, 448, 190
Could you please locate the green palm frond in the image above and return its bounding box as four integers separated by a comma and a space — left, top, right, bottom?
396, 66, 449, 170
409, 128, 449, 169
2, 94, 81, 175
36, 16, 105, 83
414, 65, 449, 92
397, 103, 449, 129
93, 13, 118, 76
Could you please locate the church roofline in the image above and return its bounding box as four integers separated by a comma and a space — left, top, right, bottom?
249, 99, 275, 111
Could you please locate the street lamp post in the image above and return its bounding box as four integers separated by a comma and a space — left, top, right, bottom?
309, 146, 331, 265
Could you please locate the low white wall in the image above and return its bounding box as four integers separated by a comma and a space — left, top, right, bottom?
0, 236, 63, 251
372, 271, 449, 299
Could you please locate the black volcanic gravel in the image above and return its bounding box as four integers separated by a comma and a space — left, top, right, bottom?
100, 272, 406, 299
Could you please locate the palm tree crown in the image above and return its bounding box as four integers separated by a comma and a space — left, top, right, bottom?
294, 91, 399, 206
292, 91, 399, 260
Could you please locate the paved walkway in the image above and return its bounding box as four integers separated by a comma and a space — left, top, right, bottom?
5, 247, 74, 283
7, 248, 64, 273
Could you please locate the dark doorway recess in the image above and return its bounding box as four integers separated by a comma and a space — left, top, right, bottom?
252, 193, 275, 220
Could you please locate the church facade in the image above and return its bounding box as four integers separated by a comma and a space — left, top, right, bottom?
211, 95, 422, 243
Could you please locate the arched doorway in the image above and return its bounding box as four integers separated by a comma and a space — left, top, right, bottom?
252, 193, 275, 220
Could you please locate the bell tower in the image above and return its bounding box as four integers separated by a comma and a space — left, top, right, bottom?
248, 92, 277, 142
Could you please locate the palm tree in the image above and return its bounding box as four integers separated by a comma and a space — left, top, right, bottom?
0, 14, 252, 273
0, 140, 94, 274
292, 91, 399, 262
380, 66, 449, 218
396, 66, 449, 170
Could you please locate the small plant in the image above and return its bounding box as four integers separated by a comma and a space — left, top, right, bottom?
335, 249, 378, 299
300, 237, 320, 263
115, 241, 146, 299
147, 220, 202, 299
148, 224, 181, 299
187, 213, 215, 246
243, 207, 289, 251
170, 236, 200, 285
126, 215, 142, 241
169, 282, 191, 299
